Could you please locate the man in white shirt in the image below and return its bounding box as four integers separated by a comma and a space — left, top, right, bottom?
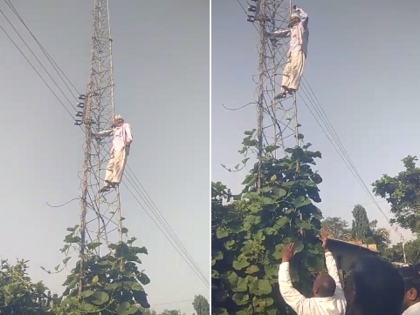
399, 267, 420, 315
266, 5, 309, 99
278, 236, 346, 315
94, 114, 133, 193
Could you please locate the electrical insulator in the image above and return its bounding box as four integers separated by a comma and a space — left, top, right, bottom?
75, 111, 83, 117
77, 102, 85, 108
74, 120, 82, 126
248, 5, 256, 12
247, 15, 255, 22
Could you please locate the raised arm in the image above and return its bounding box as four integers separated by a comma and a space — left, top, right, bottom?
279, 244, 311, 315
295, 6, 308, 27
325, 252, 343, 291
321, 236, 345, 298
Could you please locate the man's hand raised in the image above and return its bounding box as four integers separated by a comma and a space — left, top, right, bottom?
282, 243, 296, 263
319, 231, 331, 253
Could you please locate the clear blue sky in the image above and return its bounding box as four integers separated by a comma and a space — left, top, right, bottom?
0, 1, 209, 314
212, 0, 420, 243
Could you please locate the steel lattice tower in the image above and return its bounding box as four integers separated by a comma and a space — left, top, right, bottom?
247, 0, 303, 190
73, 0, 121, 295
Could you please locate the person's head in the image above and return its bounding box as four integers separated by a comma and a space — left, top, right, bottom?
312, 273, 336, 297
345, 256, 405, 315
398, 267, 420, 312
114, 115, 124, 127
289, 13, 300, 27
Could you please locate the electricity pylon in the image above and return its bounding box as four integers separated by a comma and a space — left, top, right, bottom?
246, 0, 303, 191
73, 0, 121, 295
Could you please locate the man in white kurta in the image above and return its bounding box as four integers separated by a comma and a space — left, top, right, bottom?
94, 115, 133, 193
267, 5, 309, 99
278, 239, 346, 315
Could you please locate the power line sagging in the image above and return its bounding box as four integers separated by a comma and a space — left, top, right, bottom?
0, 0, 209, 288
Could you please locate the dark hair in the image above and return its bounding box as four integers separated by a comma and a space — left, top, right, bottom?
398, 267, 420, 294
348, 256, 404, 315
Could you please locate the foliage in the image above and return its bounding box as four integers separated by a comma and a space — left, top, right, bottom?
383, 239, 420, 264
52, 225, 151, 315
0, 259, 53, 315
137, 307, 157, 315
212, 130, 325, 315
372, 155, 420, 235
321, 217, 350, 240
368, 220, 391, 252
192, 294, 209, 315
159, 310, 183, 315
351, 205, 372, 241
321, 213, 391, 256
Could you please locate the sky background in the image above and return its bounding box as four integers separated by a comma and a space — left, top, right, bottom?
212, 0, 420, 244
0, 1, 209, 314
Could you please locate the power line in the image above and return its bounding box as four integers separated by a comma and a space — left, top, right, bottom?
0, 0, 208, 287
0, 20, 74, 118
233, 0, 398, 234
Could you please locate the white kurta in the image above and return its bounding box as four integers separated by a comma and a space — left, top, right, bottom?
278, 252, 347, 315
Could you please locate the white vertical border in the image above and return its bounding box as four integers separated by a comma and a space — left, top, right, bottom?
208, 0, 213, 312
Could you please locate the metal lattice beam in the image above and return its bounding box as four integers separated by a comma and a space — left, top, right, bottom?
78, 0, 120, 295
255, 0, 302, 163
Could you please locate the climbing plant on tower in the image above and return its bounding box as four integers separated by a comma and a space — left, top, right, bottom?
49, 223, 151, 315
212, 129, 325, 315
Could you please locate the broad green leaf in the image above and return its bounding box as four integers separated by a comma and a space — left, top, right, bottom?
260, 186, 272, 193
212, 250, 224, 261
261, 196, 275, 205
226, 271, 239, 285
105, 282, 120, 291
233, 258, 250, 270
265, 297, 274, 306
230, 275, 248, 293
130, 281, 143, 291
265, 145, 280, 153
293, 241, 304, 253
213, 308, 229, 315
224, 240, 235, 250
81, 290, 95, 298
293, 196, 312, 208
272, 187, 287, 198
87, 242, 102, 250
80, 302, 98, 312
274, 216, 289, 229
249, 278, 272, 295
90, 291, 109, 306
264, 265, 278, 278
297, 221, 313, 230
273, 243, 283, 260
232, 293, 249, 306
116, 301, 138, 315
216, 228, 229, 239
245, 265, 259, 274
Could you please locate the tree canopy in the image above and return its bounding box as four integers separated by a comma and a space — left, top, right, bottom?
373, 155, 420, 235
212, 130, 325, 315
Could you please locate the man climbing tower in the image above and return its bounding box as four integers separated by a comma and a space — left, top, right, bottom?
94, 115, 133, 193
266, 5, 309, 99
